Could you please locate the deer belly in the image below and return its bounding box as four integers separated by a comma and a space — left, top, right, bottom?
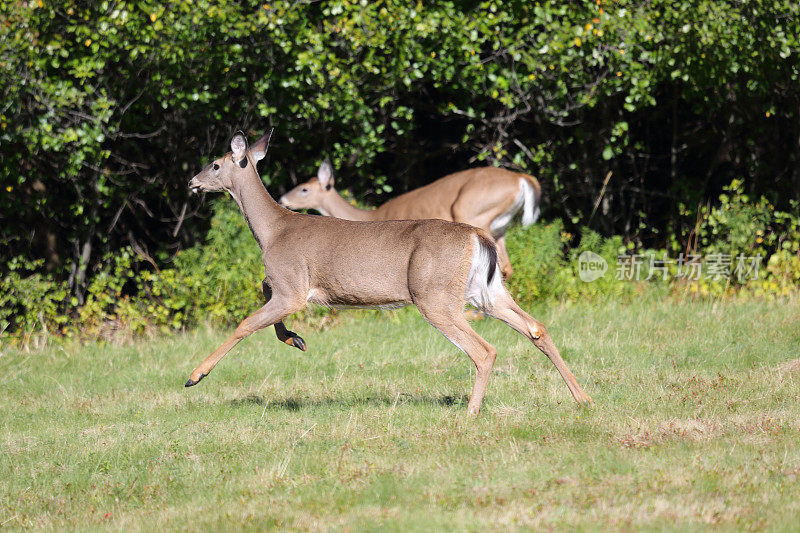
306, 287, 409, 310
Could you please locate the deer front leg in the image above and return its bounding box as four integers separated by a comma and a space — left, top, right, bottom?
185, 297, 302, 387
263, 279, 307, 351
274, 321, 306, 351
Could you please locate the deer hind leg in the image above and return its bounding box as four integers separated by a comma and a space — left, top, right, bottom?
494, 235, 513, 280
486, 291, 593, 406
415, 300, 498, 415
185, 296, 303, 387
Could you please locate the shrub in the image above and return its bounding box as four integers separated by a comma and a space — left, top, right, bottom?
0, 258, 67, 343
505, 220, 636, 305
673, 181, 800, 298
695, 180, 800, 260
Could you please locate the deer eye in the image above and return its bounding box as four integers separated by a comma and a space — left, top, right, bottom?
213, 163, 219, 171
301, 187, 308, 193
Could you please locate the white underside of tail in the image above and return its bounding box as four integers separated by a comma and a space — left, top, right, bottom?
465, 235, 504, 312
489, 178, 539, 236
520, 178, 540, 226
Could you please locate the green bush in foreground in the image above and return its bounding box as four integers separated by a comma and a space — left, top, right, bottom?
1, 184, 799, 347
505, 220, 637, 304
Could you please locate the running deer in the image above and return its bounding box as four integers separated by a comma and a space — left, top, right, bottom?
185, 131, 592, 414
279, 162, 541, 279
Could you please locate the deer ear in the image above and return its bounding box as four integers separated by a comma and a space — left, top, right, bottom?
318, 159, 334, 190
250, 129, 273, 162
230, 133, 247, 159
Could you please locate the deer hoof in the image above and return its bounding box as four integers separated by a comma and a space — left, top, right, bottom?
291, 335, 307, 351
184, 373, 207, 387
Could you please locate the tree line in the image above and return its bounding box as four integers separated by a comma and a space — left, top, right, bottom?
2, 0, 799, 303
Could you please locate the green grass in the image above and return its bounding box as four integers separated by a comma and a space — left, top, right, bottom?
2, 299, 800, 530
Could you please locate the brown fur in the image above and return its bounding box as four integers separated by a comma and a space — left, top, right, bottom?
279, 166, 542, 279
185, 132, 591, 414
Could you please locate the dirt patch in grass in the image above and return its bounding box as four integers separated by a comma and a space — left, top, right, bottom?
778, 357, 800, 374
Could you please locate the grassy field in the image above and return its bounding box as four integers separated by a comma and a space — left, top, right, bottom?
2, 299, 800, 530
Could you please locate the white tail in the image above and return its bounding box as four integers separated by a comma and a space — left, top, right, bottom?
279, 166, 543, 280
465, 235, 504, 311
520, 177, 540, 226
185, 131, 592, 414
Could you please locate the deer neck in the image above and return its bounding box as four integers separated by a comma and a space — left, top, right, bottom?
228, 165, 287, 251
319, 189, 376, 221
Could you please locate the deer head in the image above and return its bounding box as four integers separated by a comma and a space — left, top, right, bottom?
188, 130, 272, 194
278, 159, 336, 210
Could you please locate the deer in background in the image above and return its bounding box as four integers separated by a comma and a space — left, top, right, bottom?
279, 162, 541, 280
185, 130, 592, 414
